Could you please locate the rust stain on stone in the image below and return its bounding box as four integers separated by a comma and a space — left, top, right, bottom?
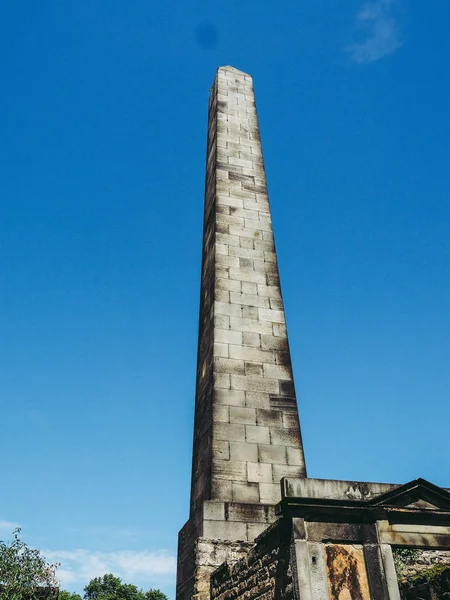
325, 544, 370, 600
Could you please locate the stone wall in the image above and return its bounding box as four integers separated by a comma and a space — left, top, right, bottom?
395, 548, 450, 581
210, 519, 293, 600
395, 548, 450, 599
195, 538, 254, 599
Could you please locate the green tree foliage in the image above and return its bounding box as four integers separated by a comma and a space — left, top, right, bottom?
83, 574, 168, 600
58, 592, 82, 600
144, 591, 168, 600
0, 528, 60, 600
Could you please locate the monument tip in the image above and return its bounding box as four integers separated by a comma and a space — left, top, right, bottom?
218, 65, 251, 77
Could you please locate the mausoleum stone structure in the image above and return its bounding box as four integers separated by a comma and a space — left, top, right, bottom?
176, 66, 450, 600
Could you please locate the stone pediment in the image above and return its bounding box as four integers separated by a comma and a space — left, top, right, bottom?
367, 478, 450, 512
278, 477, 450, 525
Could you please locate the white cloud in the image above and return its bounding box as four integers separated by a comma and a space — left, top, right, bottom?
45, 549, 176, 587
347, 0, 402, 64
0, 520, 20, 533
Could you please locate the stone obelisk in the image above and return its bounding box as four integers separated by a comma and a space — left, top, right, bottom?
176, 66, 306, 600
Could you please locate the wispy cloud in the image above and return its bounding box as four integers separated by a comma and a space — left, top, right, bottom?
45, 549, 176, 587
347, 0, 403, 64
66, 525, 146, 541
0, 520, 20, 533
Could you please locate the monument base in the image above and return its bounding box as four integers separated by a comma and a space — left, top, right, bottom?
209, 477, 450, 600
176, 501, 278, 600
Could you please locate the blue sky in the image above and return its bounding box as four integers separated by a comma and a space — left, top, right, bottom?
1, 0, 449, 597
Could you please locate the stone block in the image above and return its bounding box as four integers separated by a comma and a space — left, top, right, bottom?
203, 520, 248, 542
231, 375, 279, 394
216, 202, 231, 214
283, 412, 299, 429
239, 258, 253, 269
211, 479, 233, 501
241, 282, 257, 294
245, 362, 263, 376
269, 427, 301, 447
213, 405, 229, 423
215, 329, 242, 345
214, 314, 229, 330
216, 212, 244, 226
229, 344, 274, 364
229, 406, 256, 425
216, 231, 241, 246
251, 259, 272, 274
214, 342, 229, 358
213, 440, 230, 461
245, 218, 272, 232
245, 392, 271, 409
257, 284, 281, 299
216, 278, 241, 293
240, 237, 254, 249
275, 351, 292, 367
273, 323, 287, 337
215, 389, 246, 407
216, 254, 240, 268
229, 268, 266, 284
280, 380, 296, 397
243, 331, 260, 346
228, 224, 263, 240
214, 459, 247, 481
247, 462, 273, 483
216, 267, 231, 280
287, 446, 304, 466
263, 364, 291, 380
244, 199, 268, 211
215, 422, 245, 442
216, 195, 244, 210
259, 482, 281, 504
242, 306, 258, 320
232, 482, 260, 502
214, 357, 245, 374
214, 289, 230, 303
229, 316, 273, 335
269, 297, 283, 310
258, 444, 287, 464
214, 373, 230, 389
258, 308, 285, 323
272, 464, 304, 481
229, 246, 264, 260
215, 301, 242, 318
256, 408, 283, 427
216, 242, 228, 255
230, 441, 258, 462
227, 503, 269, 523
245, 424, 270, 444
260, 335, 288, 351
203, 502, 226, 521
231, 207, 259, 220
253, 239, 275, 252
230, 292, 270, 308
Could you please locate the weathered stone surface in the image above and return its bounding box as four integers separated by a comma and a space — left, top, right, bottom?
176, 66, 306, 600
210, 519, 293, 600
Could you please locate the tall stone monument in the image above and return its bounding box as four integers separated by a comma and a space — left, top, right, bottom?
176, 66, 306, 599
177, 66, 450, 600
